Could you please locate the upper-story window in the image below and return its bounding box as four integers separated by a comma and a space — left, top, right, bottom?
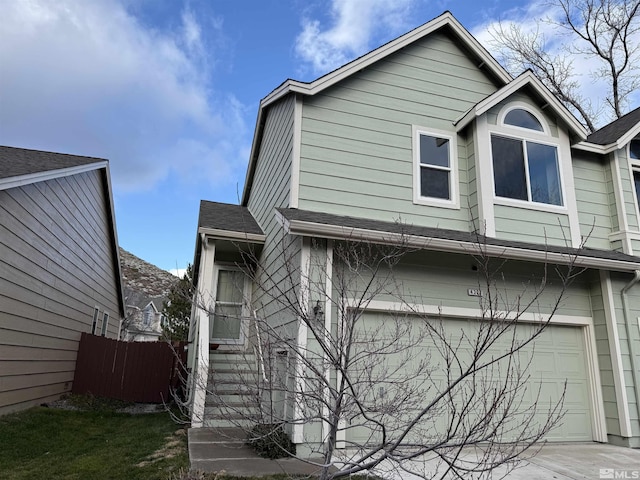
504, 109, 544, 132
630, 139, 640, 211
631, 139, 640, 160
143, 306, 153, 326
491, 106, 563, 207
412, 126, 458, 209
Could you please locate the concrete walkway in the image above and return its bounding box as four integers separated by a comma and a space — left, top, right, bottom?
189, 429, 640, 478
188, 427, 330, 476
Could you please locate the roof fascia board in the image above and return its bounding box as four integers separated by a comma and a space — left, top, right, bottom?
241, 107, 267, 205
455, 72, 588, 140
573, 141, 616, 154
261, 13, 511, 112
616, 122, 640, 149
102, 163, 127, 319
0, 161, 106, 191
286, 219, 639, 272
573, 123, 640, 154
198, 226, 266, 243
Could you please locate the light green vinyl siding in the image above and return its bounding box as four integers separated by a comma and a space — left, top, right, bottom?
617, 148, 640, 232
297, 31, 499, 230
494, 205, 572, 248
573, 154, 614, 249
611, 272, 640, 437
589, 276, 620, 435
247, 94, 299, 326
466, 132, 480, 228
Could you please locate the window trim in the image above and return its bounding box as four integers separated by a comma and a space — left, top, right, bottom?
489, 104, 567, 212
412, 125, 459, 209
210, 264, 250, 344
91, 307, 100, 335
629, 150, 640, 221
498, 103, 550, 135
101, 312, 109, 337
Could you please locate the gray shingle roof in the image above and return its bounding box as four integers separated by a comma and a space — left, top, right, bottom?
586, 107, 640, 145
278, 208, 640, 265
0, 145, 105, 180
198, 200, 263, 235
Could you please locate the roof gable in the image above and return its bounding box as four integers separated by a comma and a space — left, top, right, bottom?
260, 11, 511, 108
454, 71, 588, 140
0, 145, 125, 318
241, 11, 512, 205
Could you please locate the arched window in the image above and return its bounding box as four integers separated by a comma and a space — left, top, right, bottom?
504, 108, 544, 132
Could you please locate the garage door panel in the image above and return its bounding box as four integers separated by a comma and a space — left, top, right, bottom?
557, 350, 586, 372
345, 314, 594, 445
565, 381, 590, 404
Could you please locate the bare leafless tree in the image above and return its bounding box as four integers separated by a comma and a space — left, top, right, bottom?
184, 228, 585, 480
489, 0, 640, 132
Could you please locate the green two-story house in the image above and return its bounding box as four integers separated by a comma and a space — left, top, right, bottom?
187, 11, 640, 453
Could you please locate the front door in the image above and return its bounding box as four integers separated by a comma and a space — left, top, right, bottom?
210, 268, 247, 346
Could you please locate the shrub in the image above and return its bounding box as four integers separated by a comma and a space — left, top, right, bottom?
246, 424, 296, 459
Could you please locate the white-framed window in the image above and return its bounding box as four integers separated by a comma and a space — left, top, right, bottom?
412, 126, 459, 208
210, 266, 248, 342
630, 139, 640, 213
490, 105, 564, 208
143, 306, 153, 326
630, 139, 640, 161
91, 307, 100, 335
101, 312, 109, 336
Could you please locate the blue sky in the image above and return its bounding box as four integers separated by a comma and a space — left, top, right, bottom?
1, 0, 638, 275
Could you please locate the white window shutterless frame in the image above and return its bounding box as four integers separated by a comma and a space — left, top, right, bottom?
210, 266, 250, 345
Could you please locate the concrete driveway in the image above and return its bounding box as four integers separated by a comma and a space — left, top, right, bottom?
190, 429, 639, 479
337, 443, 640, 479
503, 443, 639, 479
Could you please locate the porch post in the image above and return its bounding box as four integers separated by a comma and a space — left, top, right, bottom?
191, 236, 215, 428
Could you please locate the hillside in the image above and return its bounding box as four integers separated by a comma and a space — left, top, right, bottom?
119, 247, 177, 298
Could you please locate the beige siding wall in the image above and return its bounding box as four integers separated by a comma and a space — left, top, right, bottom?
0, 169, 122, 414
297, 31, 499, 230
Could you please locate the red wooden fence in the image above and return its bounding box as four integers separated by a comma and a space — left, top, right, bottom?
72, 333, 184, 403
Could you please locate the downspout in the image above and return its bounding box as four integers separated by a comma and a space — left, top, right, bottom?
620, 270, 640, 427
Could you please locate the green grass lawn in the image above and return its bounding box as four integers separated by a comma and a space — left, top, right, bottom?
0, 404, 189, 480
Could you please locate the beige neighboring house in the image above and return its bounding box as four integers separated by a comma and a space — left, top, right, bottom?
0, 145, 125, 415
123, 296, 166, 342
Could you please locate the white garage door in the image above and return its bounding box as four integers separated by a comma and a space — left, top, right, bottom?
345, 314, 594, 445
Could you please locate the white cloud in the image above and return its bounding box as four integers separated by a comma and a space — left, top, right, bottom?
472, 1, 640, 126
295, 0, 418, 76
169, 268, 187, 278
0, 0, 248, 191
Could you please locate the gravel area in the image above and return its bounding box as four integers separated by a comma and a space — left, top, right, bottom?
45, 396, 166, 414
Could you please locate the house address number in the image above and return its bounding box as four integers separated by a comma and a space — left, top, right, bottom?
467, 288, 482, 297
